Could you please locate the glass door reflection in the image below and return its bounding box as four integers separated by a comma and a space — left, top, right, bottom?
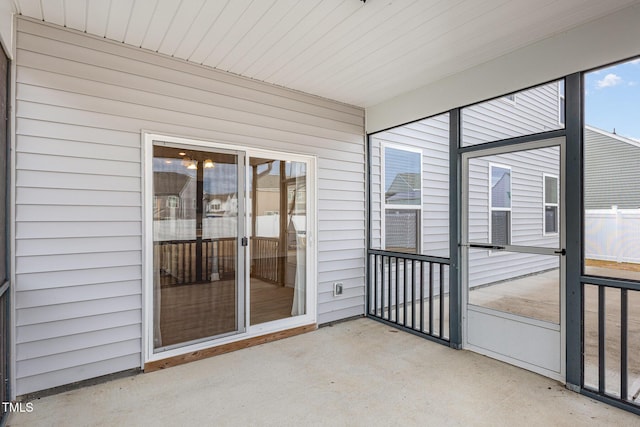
152, 145, 243, 351
249, 158, 307, 325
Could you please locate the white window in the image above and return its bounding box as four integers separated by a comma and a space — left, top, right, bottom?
543, 174, 559, 235
558, 80, 565, 126
382, 144, 422, 254
167, 195, 179, 208
489, 164, 511, 245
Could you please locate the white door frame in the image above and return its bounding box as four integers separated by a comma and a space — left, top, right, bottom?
142, 133, 317, 364
461, 137, 566, 382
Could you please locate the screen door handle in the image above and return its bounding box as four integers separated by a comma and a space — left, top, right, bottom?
554, 249, 566, 256
469, 243, 505, 250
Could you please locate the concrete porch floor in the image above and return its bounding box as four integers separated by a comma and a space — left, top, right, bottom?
9, 318, 638, 427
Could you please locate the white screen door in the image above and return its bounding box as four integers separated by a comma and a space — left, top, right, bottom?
462, 137, 566, 381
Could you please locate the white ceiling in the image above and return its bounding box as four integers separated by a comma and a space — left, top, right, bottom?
11, 0, 640, 107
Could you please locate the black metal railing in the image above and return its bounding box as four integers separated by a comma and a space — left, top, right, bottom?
582, 281, 640, 413
367, 249, 450, 343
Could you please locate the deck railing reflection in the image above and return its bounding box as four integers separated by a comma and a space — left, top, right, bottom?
154, 237, 281, 285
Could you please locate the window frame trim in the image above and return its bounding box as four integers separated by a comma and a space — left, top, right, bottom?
558, 80, 566, 126
380, 142, 423, 253
488, 162, 512, 245
543, 172, 559, 236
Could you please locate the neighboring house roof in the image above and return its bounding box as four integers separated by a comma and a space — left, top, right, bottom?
586, 125, 640, 149
153, 172, 192, 196
386, 173, 420, 195
491, 172, 511, 207
386, 173, 421, 204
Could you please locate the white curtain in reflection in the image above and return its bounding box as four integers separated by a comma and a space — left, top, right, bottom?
291, 161, 306, 316
292, 233, 306, 316
153, 244, 162, 348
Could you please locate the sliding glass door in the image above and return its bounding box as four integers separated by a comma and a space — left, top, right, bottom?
147, 136, 314, 357
249, 157, 307, 326
152, 143, 245, 352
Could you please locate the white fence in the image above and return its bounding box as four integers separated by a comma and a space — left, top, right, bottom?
585, 208, 640, 264
153, 215, 306, 241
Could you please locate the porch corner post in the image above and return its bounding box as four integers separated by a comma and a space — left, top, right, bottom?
564, 72, 583, 389
448, 108, 462, 348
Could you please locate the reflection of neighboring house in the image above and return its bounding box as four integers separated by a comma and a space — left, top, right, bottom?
153, 172, 195, 220
205, 193, 238, 217
256, 174, 280, 216
254, 173, 306, 216
491, 172, 511, 207
385, 173, 421, 204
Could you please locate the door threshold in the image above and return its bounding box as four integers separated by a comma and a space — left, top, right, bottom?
144, 324, 317, 372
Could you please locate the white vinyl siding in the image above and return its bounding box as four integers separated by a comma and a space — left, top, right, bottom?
468, 147, 560, 286
584, 126, 640, 210
370, 114, 449, 258
370, 95, 560, 289
14, 18, 365, 395
462, 81, 562, 146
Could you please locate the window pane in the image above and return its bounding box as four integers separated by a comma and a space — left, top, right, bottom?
384, 147, 421, 205
491, 166, 511, 208
545, 206, 558, 233
545, 176, 558, 204
462, 80, 564, 146
249, 158, 307, 324
152, 145, 240, 350
491, 211, 510, 245
385, 209, 419, 253
584, 58, 640, 281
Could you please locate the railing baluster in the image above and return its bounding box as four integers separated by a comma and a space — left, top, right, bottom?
374, 254, 379, 316
396, 257, 401, 324
429, 262, 434, 335
204, 240, 209, 282
387, 256, 391, 321
381, 256, 386, 320
420, 261, 424, 333
403, 259, 408, 326
171, 242, 177, 285
621, 289, 628, 401
411, 260, 416, 329
598, 285, 606, 394
440, 263, 445, 338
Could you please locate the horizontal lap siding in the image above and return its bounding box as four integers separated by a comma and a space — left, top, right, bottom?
370, 88, 560, 288
462, 84, 560, 146
370, 114, 450, 257
468, 147, 560, 286
584, 127, 640, 209
15, 19, 364, 395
